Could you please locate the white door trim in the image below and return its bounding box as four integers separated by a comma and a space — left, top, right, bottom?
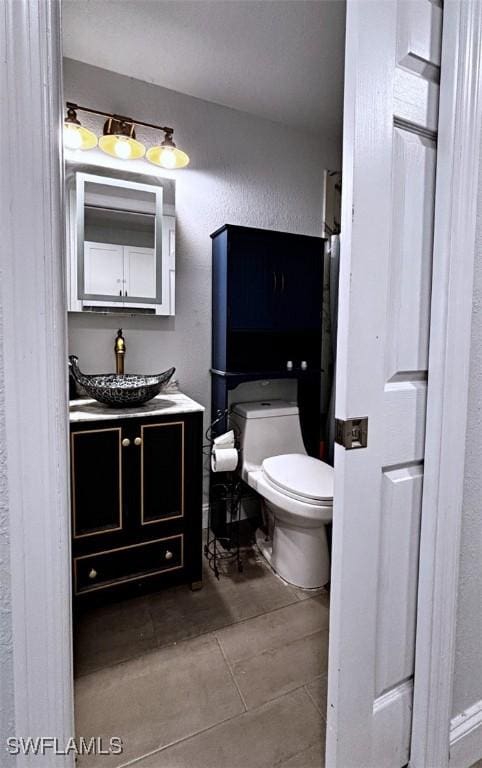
1, 0, 74, 765
410, 2, 482, 768
2, 1, 481, 767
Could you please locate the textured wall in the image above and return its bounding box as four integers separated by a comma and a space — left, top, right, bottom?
64, 59, 341, 426
452, 138, 482, 717
0, 303, 15, 755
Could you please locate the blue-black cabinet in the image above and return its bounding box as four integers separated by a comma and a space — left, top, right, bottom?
211, 224, 324, 457
212, 224, 324, 374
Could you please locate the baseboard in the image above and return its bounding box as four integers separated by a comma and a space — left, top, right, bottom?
372, 679, 413, 768
450, 699, 482, 768
202, 502, 209, 530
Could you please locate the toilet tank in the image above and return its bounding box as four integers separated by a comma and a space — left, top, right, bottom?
230, 400, 306, 479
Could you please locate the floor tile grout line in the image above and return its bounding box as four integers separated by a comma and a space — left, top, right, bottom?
113, 683, 324, 768
212, 624, 330, 673
215, 635, 249, 712
272, 738, 324, 768
303, 680, 328, 721
209, 595, 328, 645
112, 706, 247, 768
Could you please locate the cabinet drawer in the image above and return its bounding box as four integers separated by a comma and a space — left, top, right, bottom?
74, 534, 183, 595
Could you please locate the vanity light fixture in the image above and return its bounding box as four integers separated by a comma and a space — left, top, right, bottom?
63, 102, 190, 168
146, 129, 190, 169
63, 105, 98, 151
98, 117, 146, 160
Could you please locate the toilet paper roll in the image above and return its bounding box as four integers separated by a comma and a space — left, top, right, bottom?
214, 430, 235, 448
211, 446, 238, 473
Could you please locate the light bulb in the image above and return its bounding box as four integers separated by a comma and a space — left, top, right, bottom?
114, 138, 131, 159
159, 148, 176, 169
64, 125, 82, 150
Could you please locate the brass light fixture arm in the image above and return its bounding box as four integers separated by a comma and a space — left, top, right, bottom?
66, 102, 173, 136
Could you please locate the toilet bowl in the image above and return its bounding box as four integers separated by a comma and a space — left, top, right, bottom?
230, 401, 334, 589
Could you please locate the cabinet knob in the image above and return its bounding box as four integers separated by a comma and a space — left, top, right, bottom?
134, 436, 142, 446
164, 550, 173, 561
88, 568, 97, 580
286, 360, 293, 371
121, 438, 131, 448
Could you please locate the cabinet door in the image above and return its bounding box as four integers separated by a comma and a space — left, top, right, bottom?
137, 421, 184, 525
84, 241, 124, 297
228, 230, 276, 330
274, 237, 323, 331
71, 427, 123, 538
124, 246, 157, 300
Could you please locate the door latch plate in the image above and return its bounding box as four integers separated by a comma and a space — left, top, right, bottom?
335, 417, 368, 450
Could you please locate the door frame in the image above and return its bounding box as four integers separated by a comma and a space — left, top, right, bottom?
2, 1, 481, 767
410, 2, 482, 767
2, 0, 74, 765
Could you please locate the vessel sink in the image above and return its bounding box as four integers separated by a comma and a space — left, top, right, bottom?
69, 355, 175, 407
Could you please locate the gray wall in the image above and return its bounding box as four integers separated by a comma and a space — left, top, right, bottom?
452, 139, 482, 718
64, 59, 341, 423
0, 305, 15, 756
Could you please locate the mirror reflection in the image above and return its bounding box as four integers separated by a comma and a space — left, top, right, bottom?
65, 165, 176, 315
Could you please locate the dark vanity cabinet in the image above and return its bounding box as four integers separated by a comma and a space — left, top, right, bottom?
211, 224, 324, 454
70, 410, 203, 600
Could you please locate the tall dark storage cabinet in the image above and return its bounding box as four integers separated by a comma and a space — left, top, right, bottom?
211, 224, 324, 455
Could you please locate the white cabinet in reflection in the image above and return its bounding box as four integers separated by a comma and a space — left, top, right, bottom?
84, 243, 157, 301
66, 168, 176, 315
124, 246, 157, 299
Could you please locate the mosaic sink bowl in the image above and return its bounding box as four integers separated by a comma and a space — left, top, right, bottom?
69, 355, 175, 407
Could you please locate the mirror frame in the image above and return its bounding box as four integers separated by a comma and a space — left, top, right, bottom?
76, 172, 163, 306
65, 163, 176, 316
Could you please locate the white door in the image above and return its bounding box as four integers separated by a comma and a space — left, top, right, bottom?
326, 2, 442, 767
124, 245, 157, 299
84, 241, 124, 297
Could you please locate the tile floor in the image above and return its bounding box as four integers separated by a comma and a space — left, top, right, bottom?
74, 547, 329, 768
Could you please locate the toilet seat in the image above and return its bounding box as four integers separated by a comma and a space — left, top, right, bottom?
262, 453, 334, 505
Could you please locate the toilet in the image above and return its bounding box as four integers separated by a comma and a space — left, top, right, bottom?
230, 400, 334, 589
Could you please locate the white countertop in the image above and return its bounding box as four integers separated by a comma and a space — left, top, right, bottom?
69, 392, 205, 423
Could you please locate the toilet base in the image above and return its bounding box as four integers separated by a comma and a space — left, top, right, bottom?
255, 518, 330, 590
255, 528, 274, 567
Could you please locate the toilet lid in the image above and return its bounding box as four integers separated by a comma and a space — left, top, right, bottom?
262, 454, 334, 503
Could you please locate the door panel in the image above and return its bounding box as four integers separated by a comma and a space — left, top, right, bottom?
84, 241, 124, 297
386, 130, 436, 380
327, 2, 441, 766
228, 231, 276, 331
71, 427, 123, 537
275, 238, 323, 332
124, 245, 157, 299
375, 464, 424, 695
140, 421, 184, 524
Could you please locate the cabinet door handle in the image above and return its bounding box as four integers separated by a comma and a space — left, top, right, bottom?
124, 290, 128, 297
121, 438, 131, 448
272, 271, 278, 292
119, 289, 122, 296
88, 568, 97, 580
164, 550, 173, 561
281, 271, 285, 292
134, 437, 142, 447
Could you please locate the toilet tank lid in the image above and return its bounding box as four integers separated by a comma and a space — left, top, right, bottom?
262, 453, 334, 502
231, 400, 299, 419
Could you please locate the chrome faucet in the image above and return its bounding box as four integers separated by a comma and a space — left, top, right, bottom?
114, 329, 126, 375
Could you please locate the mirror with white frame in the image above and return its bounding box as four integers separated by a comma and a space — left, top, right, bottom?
65, 164, 176, 315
